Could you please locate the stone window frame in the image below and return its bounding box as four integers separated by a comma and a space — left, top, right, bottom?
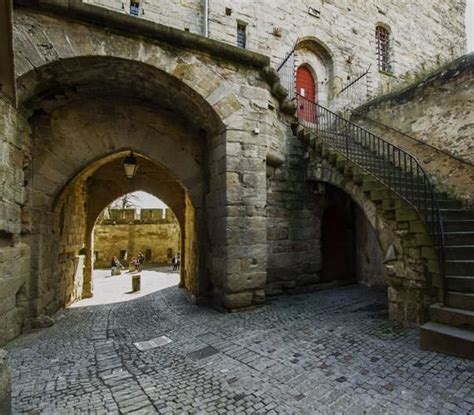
129, 0, 141, 17
375, 24, 393, 74
236, 21, 247, 49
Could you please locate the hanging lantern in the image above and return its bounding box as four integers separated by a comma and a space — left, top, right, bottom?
123, 152, 138, 179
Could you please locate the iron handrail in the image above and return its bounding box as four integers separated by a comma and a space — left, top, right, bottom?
295, 93, 447, 303
351, 110, 474, 168
338, 65, 371, 95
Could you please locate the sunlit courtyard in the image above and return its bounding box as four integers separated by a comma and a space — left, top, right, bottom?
70, 267, 180, 307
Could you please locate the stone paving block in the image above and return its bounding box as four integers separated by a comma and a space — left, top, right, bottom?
4, 285, 474, 414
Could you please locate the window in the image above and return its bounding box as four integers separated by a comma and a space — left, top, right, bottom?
130, 1, 140, 16
237, 22, 247, 49
375, 26, 391, 73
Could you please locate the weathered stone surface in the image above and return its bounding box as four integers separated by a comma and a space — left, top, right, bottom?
0, 349, 11, 415
31, 315, 54, 329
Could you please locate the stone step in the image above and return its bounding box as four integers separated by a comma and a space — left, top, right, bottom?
429, 303, 474, 330
445, 260, 474, 277
443, 220, 474, 232
444, 231, 474, 245
420, 322, 474, 359
427, 209, 474, 220
445, 245, 474, 260
446, 276, 474, 292
447, 291, 474, 311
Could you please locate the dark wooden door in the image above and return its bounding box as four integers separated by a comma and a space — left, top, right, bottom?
321, 206, 353, 282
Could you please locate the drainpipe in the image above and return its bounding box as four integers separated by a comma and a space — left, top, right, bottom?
204, 0, 209, 37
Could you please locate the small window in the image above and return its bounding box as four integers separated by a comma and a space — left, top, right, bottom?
120, 250, 127, 260
237, 22, 247, 49
376, 26, 391, 73
130, 1, 140, 16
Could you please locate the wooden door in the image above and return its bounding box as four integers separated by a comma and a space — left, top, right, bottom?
321, 206, 354, 282
296, 66, 317, 122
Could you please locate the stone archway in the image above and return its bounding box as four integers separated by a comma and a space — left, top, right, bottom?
11, 5, 281, 324
308, 158, 440, 324
51, 153, 198, 306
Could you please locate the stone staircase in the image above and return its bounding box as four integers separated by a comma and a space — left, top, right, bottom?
296, 101, 474, 359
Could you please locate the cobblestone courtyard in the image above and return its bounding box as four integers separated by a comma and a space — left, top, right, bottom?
6, 272, 474, 414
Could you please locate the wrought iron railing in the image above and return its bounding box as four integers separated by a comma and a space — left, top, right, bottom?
277, 44, 297, 100
296, 93, 447, 302
334, 66, 372, 113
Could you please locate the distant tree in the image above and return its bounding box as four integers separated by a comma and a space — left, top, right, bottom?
111, 193, 140, 209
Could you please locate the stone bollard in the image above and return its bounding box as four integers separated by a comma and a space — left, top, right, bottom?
132, 274, 141, 292
0, 349, 12, 415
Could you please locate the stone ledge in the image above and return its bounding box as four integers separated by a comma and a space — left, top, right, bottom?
356, 52, 474, 113
14, 0, 270, 69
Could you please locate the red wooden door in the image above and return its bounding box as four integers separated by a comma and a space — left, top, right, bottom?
296, 66, 317, 122
321, 206, 353, 282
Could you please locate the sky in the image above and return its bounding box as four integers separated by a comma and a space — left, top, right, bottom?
467, 0, 474, 52
121, 191, 168, 209
119, 2, 474, 211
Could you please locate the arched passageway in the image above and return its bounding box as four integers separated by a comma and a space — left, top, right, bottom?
16, 54, 231, 320
318, 184, 387, 288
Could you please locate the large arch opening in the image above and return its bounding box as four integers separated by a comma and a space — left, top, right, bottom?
49, 151, 199, 311
18, 55, 227, 321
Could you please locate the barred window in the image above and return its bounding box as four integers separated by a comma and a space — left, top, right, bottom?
237, 22, 247, 49
376, 26, 391, 73
130, 1, 140, 16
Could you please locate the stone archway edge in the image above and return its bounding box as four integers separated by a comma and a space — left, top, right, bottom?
14, 0, 270, 69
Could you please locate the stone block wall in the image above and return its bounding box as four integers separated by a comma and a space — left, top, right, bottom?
266, 126, 321, 295
0, 97, 29, 346
82, 0, 204, 34
83, 0, 466, 97
353, 53, 474, 205
94, 208, 181, 268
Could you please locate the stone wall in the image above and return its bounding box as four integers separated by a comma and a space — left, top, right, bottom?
353, 53, 474, 204
94, 208, 180, 268
0, 96, 29, 346
355, 206, 387, 287
83, 0, 466, 97
266, 125, 321, 295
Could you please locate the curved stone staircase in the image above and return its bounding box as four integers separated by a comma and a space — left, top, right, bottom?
296, 98, 474, 359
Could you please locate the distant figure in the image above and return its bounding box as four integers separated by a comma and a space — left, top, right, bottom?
129, 257, 138, 273
172, 253, 180, 272
111, 256, 123, 276
137, 251, 145, 272
176, 253, 181, 271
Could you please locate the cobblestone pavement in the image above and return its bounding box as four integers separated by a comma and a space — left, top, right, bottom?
7, 281, 474, 414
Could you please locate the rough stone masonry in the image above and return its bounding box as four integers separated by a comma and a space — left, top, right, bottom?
0, 0, 469, 348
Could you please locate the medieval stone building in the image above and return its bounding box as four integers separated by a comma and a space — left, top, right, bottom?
94, 207, 181, 269
0, 0, 472, 359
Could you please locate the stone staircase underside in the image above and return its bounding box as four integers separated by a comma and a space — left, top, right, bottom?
302, 126, 474, 359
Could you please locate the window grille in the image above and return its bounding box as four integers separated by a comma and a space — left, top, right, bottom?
237, 23, 247, 49
375, 26, 391, 73
130, 1, 140, 16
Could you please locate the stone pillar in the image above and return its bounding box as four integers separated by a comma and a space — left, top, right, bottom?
82, 227, 93, 298
0, 349, 11, 415
222, 129, 267, 309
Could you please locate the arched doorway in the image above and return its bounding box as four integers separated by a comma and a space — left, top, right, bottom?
296, 65, 317, 122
